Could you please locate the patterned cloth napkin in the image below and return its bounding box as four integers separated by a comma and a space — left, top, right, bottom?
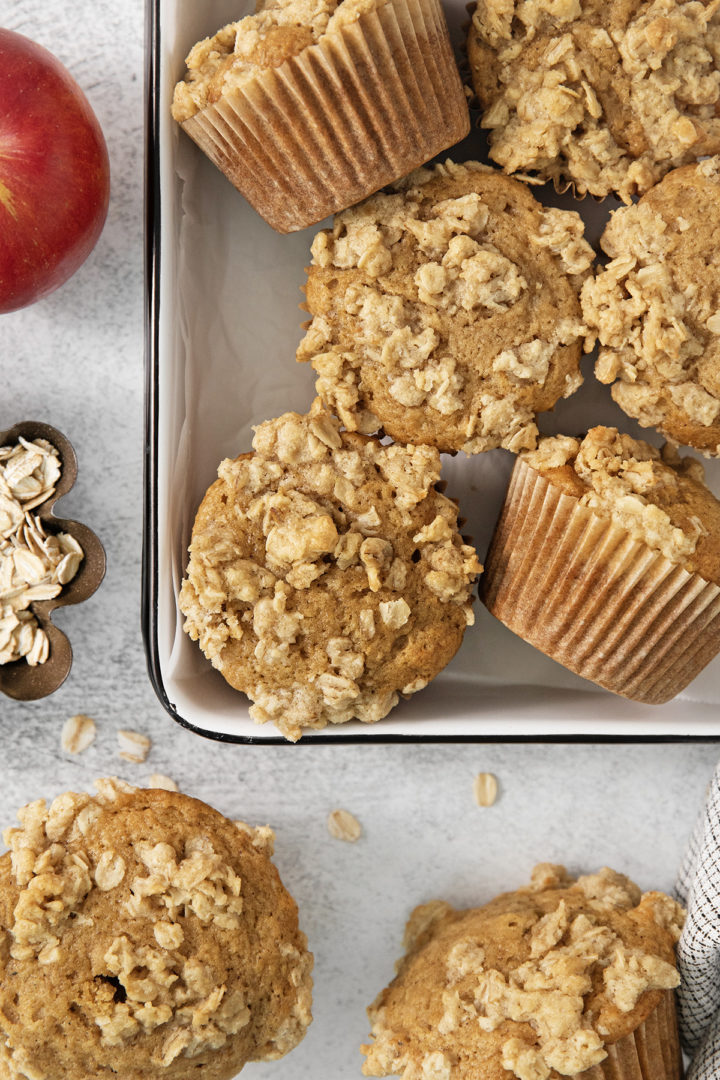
676, 761, 720, 1080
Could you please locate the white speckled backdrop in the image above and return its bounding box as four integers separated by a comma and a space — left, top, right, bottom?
1, 2, 719, 1078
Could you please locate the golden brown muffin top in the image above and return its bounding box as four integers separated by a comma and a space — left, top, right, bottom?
362, 863, 684, 1080
298, 161, 594, 455
467, 0, 720, 201
172, 0, 379, 121
179, 401, 481, 741
583, 159, 720, 456
0, 780, 312, 1080
522, 427, 720, 582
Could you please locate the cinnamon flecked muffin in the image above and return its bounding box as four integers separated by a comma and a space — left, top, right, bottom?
481, 427, 720, 703
171, 0, 352, 119
467, 0, 720, 202
0, 779, 313, 1080
178, 401, 481, 740
583, 158, 720, 456
362, 863, 684, 1080
171, 0, 470, 232
297, 161, 594, 455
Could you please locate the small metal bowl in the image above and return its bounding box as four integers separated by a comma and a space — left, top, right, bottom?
0, 421, 106, 701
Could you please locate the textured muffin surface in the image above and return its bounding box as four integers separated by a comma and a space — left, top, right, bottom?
297, 161, 593, 455
179, 403, 481, 740
522, 427, 720, 583
468, 0, 720, 201
362, 864, 684, 1080
582, 159, 720, 455
0, 780, 312, 1080
172, 0, 378, 121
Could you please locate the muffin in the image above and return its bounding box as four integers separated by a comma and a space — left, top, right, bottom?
296, 161, 594, 455
467, 0, 720, 202
481, 427, 720, 704
583, 158, 720, 457
362, 863, 685, 1080
171, 0, 470, 233
178, 401, 481, 740
0, 779, 313, 1080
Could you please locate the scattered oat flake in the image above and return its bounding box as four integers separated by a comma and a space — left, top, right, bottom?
147, 773, 178, 792
117, 729, 151, 764
473, 772, 498, 807
327, 808, 362, 843
61, 713, 97, 754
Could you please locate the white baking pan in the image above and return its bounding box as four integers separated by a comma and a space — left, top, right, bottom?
144, 0, 720, 740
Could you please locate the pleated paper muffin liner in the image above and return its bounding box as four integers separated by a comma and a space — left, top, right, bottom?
578, 990, 683, 1080
180, 0, 470, 233
481, 458, 720, 706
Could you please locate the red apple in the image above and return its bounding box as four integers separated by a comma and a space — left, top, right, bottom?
0, 29, 110, 314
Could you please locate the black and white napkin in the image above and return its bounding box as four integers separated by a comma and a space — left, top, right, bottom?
676, 761, 720, 1080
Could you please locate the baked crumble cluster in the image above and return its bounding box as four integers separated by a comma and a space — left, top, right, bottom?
179, 401, 481, 741
468, 0, 720, 201
582, 158, 720, 456
297, 161, 594, 455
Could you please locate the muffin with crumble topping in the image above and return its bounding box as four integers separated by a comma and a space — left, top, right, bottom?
171, 0, 469, 233
178, 400, 481, 740
297, 160, 594, 455
0, 779, 313, 1080
362, 863, 684, 1080
481, 426, 720, 704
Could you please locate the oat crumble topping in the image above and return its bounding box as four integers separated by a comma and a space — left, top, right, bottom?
172, 0, 380, 121
179, 403, 481, 740
298, 161, 592, 455
362, 864, 684, 1080
0, 780, 313, 1075
469, 0, 720, 200
582, 160, 720, 454
522, 427, 718, 570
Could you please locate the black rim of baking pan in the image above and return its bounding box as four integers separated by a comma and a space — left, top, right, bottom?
141, 0, 718, 746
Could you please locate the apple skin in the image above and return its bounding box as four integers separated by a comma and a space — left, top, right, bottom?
0, 29, 111, 314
